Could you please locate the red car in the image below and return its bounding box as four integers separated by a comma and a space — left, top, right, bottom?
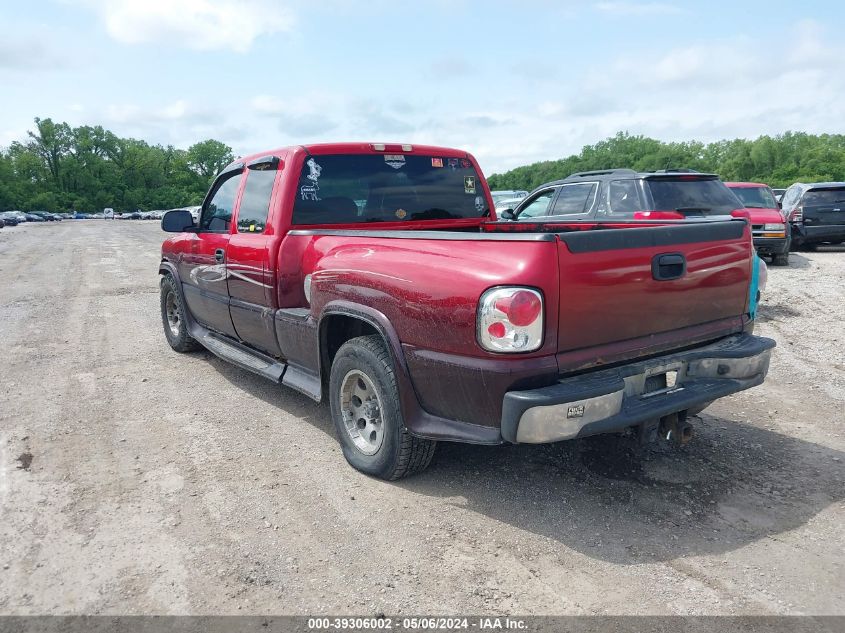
159, 142, 774, 479
725, 182, 791, 265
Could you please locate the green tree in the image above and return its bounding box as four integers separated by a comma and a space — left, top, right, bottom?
187, 139, 234, 180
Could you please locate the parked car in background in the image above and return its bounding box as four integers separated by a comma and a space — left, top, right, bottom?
104, 207, 115, 219
504, 168, 743, 222
0, 217, 5, 228
30, 211, 56, 221
0, 212, 21, 226
725, 182, 790, 265
780, 182, 845, 250
24, 213, 45, 222
771, 188, 786, 204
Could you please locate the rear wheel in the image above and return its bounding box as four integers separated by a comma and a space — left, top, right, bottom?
160, 275, 201, 352
329, 335, 436, 480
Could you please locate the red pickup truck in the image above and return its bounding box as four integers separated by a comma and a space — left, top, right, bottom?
159, 143, 774, 480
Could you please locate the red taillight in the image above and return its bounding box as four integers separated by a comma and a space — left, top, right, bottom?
731, 209, 751, 219
487, 322, 506, 338
634, 210, 685, 220
478, 287, 544, 353
494, 290, 542, 327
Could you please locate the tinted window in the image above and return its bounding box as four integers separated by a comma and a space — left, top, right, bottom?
728, 186, 777, 209
607, 180, 645, 215
517, 190, 555, 218
237, 168, 276, 233
550, 183, 597, 215
291, 154, 488, 225
647, 177, 741, 215
803, 188, 845, 205
200, 173, 242, 231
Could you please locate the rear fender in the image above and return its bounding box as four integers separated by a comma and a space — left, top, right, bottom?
318, 301, 502, 444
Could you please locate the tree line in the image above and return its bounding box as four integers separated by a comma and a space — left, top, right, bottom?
4, 119, 845, 212
486, 131, 845, 192
0, 118, 234, 212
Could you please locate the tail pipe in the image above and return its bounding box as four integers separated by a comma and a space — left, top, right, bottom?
660, 412, 694, 446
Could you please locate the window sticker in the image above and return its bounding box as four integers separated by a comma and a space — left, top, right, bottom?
431, 157, 443, 168
464, 176, 476, 194
448, 158, 458, 170
475, 196, 485, 213
301, 157, 322, 201
395, 208, 407, 219
384, 154, 406, 169
460, 159, 471, 169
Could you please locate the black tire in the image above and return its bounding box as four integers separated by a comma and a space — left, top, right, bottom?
160, 275, 201, 353
772, 253, 789, 266
329, 335, 436, 480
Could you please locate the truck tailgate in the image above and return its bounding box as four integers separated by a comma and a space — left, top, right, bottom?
555, 220, 751, 355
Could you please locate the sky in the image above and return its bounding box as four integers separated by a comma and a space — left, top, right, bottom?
2, 0, 844, 175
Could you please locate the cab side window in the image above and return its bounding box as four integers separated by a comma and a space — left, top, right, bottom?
237, 168, 277, 233
200, 172, 242, 232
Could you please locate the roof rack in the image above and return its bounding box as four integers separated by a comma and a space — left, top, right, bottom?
653, 168, 700, 174
566, 168, 638, 178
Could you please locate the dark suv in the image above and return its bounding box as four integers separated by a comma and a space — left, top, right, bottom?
779, 182, 845, 249
502, 168, 743, 221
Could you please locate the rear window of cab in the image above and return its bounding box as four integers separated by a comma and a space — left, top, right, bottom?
291, 154, 489, 225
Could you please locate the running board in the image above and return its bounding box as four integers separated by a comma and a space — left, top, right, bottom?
195, 329, 285, 383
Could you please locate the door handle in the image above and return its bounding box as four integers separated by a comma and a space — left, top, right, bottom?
652, 253, 686, 281
214, 248, 225, 263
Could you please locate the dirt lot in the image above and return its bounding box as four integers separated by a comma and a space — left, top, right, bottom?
0, 221, 843, 616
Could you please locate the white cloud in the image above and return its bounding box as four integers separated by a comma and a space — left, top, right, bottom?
429, 18, 845, 175
16, 14, 842, 177
75, 0, 294, 53
595, 1, 684, 16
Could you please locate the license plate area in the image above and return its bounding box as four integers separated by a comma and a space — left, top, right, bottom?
641, 368, 680, 398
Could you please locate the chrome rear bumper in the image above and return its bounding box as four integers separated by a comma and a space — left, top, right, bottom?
500, 334, 775, 444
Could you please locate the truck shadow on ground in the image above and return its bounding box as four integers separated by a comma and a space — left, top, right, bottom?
400, 414, 845, 564
204, 354, 845, 565
206, 353, 336, 437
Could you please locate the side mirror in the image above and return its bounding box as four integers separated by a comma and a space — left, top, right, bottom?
161, 209, 195, 232
499, 208, 516, 220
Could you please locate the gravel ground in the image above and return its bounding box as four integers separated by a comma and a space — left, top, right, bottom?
0, 221, 843, 616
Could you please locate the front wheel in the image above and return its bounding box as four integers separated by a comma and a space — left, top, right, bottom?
329, 335, 436, 480
160, 275, 201, 353
772, 253, 789, 266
